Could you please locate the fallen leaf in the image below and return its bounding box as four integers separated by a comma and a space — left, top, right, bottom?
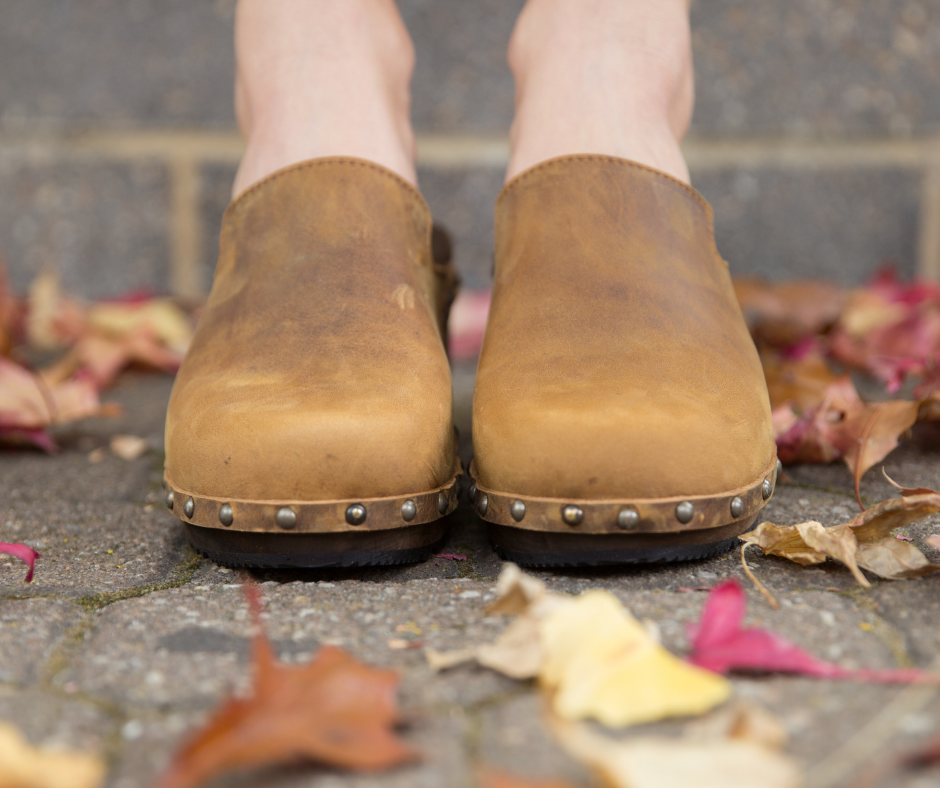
110, 434, 148, 461
733, 277, 846, 346
429, 566, 729, 727
688, 580, 939, 683
26, 270, 86, 350
0, 720, 105, 788
539, 591, 731, 726
881, 469, 938, 496
0, 542, 41, 582
762, 348, 837, 411
0, 357, 120, 451
41, 326, 185, 390
547, 710, 803, 788
432, 553, 467, 561
479, 767, 585, 788
856, 537, 940, 579
153, 586, 418, 788
827, 399, 919, 506
447, 289, 490, 360
928, 535, 940, 550
797, 521, 867, 585
740, 493, 940, 585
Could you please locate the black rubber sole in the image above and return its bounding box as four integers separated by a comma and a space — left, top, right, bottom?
185, 522, 447, 569
488, 517, 759, 568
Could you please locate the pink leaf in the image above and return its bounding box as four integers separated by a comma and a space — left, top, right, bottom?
0, 542, 41, 582
0, 427, 58, 453
447, 290, 491, 360
688, 581, 939, 683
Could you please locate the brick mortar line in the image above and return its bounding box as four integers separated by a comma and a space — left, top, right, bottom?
2, 131, 940, 168
4, 130, 940, 290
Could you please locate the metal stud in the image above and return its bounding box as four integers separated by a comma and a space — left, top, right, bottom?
165, 491, 174, 511
468, 482, 478, 502
438, 491, 449, 515
183, 496, 195, 518
617, 507, 640, 530
275, 507, 297, 529
218, 503, 234, 527
762, 478, 773, 499
562, 505, 584, 526
510, 499, 526, 522
345, 503, 367, 526
730, 496, 744, 518
477, 493, 489, 516
401, 499, 417, 522
776, 459, 783, 477
675, 501, 694, 524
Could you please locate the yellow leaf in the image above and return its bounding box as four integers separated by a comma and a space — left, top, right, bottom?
88, 300, 192, 355
0, 721, 105, 788
539, 592, 730, 727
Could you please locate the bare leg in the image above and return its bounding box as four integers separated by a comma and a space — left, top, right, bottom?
506, 0, 693, 183
232, 0, 417, 196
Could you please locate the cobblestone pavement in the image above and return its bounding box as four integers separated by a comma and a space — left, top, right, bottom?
2, 369, 940, 788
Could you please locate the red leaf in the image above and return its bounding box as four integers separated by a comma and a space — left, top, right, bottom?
432, 553, 467, 561
688, 581, 939, 683
0, 542, 41, 582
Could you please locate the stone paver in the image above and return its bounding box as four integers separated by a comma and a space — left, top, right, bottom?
3, 373, 940, 787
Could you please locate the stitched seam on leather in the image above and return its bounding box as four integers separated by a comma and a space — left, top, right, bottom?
498, 154, 709, 212
227, 156, 431, 218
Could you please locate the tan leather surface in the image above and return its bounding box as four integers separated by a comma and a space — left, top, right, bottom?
473, 155, 775, 500
165, 158, 455, 502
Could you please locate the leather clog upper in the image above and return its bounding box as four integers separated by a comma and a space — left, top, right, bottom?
165, 158, 456, 502
472, 155, 775, 501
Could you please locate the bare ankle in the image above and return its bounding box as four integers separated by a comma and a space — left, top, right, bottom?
506, 0, 693, 183
232, 0, 417, 196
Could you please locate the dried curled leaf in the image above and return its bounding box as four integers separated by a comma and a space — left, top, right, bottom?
154, 586, 418, 788
0, 721, 105, 788
740, 494, 940, 585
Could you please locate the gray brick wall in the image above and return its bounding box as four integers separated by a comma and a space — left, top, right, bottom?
1, 0, 939, 297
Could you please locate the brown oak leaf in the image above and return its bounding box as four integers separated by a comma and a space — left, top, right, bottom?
153, 587, 418, 788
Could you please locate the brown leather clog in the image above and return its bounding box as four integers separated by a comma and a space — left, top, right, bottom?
163, 158, 461, 568
470, 155, 778, 566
